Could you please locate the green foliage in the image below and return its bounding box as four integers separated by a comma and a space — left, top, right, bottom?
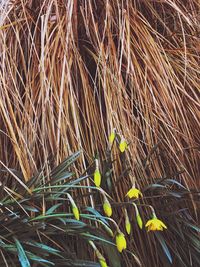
0, 152, 119, 266
0, 147, 199, 267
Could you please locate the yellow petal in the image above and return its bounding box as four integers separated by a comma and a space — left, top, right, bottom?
119, 140, 128, 153
116, 232, 127, 253
160, 221, 167, 229
145, 218, 167, 232
126, 188, 142, 199
103, 202, 112, 217
94, 169, 101, 187
145, 219, 153, 227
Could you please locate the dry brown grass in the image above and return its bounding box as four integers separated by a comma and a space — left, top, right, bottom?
0, 1, 200, 266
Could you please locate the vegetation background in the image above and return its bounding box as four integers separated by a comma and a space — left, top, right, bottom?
0, 1, 199, 266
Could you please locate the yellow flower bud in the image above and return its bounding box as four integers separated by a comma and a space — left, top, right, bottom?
103, 201, 112, 217
96, 250, 108, 267
125, 221, 131, 235
99, 259, 108, 267
116, 232, 127, 253
124, 209, 131, 235
72, 206, 80, 220
109, 131, 116, 145
94, 169, 101, 187
136, 214, 143, 229
119, 139, 128, 153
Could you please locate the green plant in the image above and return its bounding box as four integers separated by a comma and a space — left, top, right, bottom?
0, 151, 121, 266
1, 143, 199, 267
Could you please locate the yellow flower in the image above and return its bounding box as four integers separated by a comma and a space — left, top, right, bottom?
99, 259, 108, 267
109, 131, 116, 145
119, 139, 128, 153
103, 201, 112, 217
72, 206, 80, 220
136, 214, 143, 229
145, 217, 167, 232
126, 188, 143, 199
94, 169, 101, 187
116, 232, 127, 253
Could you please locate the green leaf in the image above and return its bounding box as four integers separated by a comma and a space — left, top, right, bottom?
51, 151, 81, 177
51, 172, 74, 184
25, 241, 61, 255
14, 238, 31, 267
185, 222, 200, 233
155, 233, 172, 264
102, 242, 121, 267
68, 175, 89, 185
163, 179, 187, 190
46, 203, 63, 214
21, 205, 39, 212
25, 251, 55, 266
84, 207, 109, 226
80, 233, 114, 246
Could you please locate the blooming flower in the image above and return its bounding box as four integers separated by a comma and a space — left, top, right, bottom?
145, 217, 167, 232
94, 169, 101, 187
119, 138, 128, 153
116, 232, 127, 252
103, 201, 112, 217
126, 188, 143, 199
72, 206, 80, 220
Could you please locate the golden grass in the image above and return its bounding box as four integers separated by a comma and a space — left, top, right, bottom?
1, 1, 199, 182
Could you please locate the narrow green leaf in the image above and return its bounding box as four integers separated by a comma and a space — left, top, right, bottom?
46, 203, 63, 214
155, 233, 172, 264
85, 207, 109, 226
14, 238, 31, 267
51, 172, 74, 184
185, 222, 200, 233
25, 241, 61, 255
163, 179, 187, 190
